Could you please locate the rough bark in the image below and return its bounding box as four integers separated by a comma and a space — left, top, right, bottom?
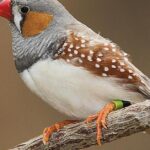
10, 100, 150, 150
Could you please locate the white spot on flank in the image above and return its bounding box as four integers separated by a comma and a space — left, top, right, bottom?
120, 62, 125, 66
81, 54, 86, 58
69, 54, 73, 57
95, 64, 100, 68
78, 59, 83, 63
112, 48, 117, 52
120, 68, 125, 72
76, 46, 80, 49
129, 69, 133, 73
89, 50, 94, 55
63, 43, 68, 47
81, 39, 86, 44
68, 48, 72, 52
66, 59, 70, 62
112, 59, 117, 63
98, 52, 103, 57
112, 65, 116, 68
81, 44, 86, 48
69, 44, 74, 48
104, 67, 109, 72
102, 73, 108, 77
128, 75, 133, 79
103, 47, 109, 51
74, 50, 78, 55
87, 56, 93, 61
96, 58, 102, 62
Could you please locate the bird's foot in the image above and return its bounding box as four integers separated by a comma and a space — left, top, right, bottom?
85, 102, 115, 145
43, 120, 78, 144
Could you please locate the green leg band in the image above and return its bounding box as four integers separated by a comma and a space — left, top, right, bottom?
113, 99, 124, 110
113, 99, 131, 110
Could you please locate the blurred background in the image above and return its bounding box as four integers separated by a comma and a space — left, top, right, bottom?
0, 0, 150, 149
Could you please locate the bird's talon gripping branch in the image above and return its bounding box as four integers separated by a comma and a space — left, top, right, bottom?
97, 102, 115, 144
43, 120, 78, 144
85, 100, 131, 145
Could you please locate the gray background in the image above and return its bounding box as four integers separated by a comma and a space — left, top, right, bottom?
0, 0, 150, 149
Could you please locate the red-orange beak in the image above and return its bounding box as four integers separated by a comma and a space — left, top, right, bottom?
0, 0, 11, 20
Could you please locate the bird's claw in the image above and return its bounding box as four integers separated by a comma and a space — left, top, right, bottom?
85, 102, 115, 145
42, 120, 78, 144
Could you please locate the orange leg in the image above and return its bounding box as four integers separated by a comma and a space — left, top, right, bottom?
85, 102, 115, 145
43, 120, 78, 144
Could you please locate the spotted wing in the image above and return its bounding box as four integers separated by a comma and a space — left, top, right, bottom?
55, 32, 150, 98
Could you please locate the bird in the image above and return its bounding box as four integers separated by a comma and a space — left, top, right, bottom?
0, 0, 150, 145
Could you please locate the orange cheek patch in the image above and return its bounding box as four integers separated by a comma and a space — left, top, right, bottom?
22, 11, 53, 37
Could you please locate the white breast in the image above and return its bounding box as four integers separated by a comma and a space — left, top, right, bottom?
21, 59, 144, 119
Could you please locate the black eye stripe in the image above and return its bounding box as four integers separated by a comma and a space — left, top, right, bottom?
19, 7, 29, 33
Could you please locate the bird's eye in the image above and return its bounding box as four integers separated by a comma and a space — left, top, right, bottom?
20, 6, 30, 14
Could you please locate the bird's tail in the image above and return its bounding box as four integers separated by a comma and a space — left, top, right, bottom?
138, 76, 150, 98
127, 61, 150, 98
126, 61, 150, 135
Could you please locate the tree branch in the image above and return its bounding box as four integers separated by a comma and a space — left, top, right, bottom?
10, 100, 150, 150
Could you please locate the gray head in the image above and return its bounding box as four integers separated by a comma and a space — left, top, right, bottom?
11, 0, 76, 37
0, 0, 79, 72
